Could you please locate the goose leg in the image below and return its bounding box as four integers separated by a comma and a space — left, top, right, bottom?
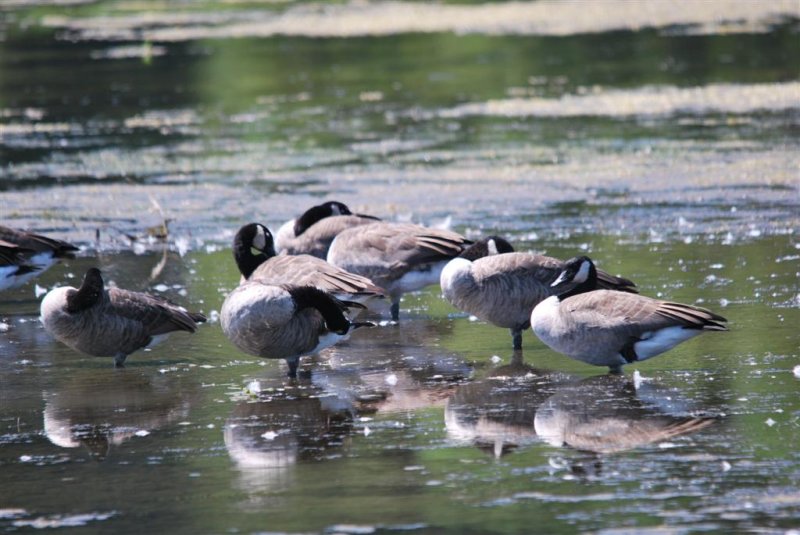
511, 328, 523, 350
286, 357, 299, 379
390, 301, 400, 322
608, 364, 623, 375
114, 353, 127, 368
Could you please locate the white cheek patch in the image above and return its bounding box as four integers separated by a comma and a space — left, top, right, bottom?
331, 204, 343, 215
253, 226, 267, 250
574, 260, 591, 283
487, 239, 498, 256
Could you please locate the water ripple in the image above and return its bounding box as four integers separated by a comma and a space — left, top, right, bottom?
37, 0, 800, 42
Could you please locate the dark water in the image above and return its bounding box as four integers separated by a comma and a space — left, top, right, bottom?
1, 1, 799, 533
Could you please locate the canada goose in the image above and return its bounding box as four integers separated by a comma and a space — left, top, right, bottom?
440, 236, 638, 350
220, 282, 372, 378
530, 256, 728, 372
0, 226, 79, 288
534, 374, 715, 454
327, 221, 471, 320
0, 240, 42, 291
40, 268, 206, 367
274, 201, 381, 258
233, 222, 386, 311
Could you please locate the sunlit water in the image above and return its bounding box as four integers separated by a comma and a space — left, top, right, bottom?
1, 1, 799, 533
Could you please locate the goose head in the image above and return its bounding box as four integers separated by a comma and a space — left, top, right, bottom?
551, 255, 598, 296
457, 236, 514, 261
293, 201, 353, 237
234, 223, 276, 279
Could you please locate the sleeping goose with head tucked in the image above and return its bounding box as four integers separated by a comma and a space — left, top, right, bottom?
233, 222, 386, 313
326, 221, 471, 321
221, 282, 372, 378
440, 236, 637, 350
530, 256, 728, 373
40, 268, 206, 367
274, 201, 380, 259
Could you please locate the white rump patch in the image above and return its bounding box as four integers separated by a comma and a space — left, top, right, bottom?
396, 261, 448, 294
146, 334, 170, 349
308, 331, 347, 355
0, 267, 19, 290
634, 326, 701, 360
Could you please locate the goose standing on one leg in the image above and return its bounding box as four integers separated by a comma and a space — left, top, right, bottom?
0, 225, 79, 288
233, 222, 386, 313
327, 221, 471, 321
274, 201, 381, 258
530, 256, 728, 372
40, 268, 206, 367
440, 237, 637, 350
221, 282, 372, 378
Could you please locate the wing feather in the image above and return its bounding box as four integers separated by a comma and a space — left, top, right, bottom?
108, 288, 204, 335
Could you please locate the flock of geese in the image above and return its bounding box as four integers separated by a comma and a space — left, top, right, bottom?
3, 201, 728, 377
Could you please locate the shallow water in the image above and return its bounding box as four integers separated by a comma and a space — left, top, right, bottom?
1, 1, 799, 533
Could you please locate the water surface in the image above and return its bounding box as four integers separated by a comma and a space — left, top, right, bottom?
0, 1, 798, 533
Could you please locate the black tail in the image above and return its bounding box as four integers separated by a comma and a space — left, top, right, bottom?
287, 286, 351, 334
33, 234, 79, 259
189, 312, 207, 324
14, 264, 41, 276
597, 270, 638, 294
336, 299, 367, 310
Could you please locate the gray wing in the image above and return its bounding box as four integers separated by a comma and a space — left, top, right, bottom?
464, 253, 564, 325
251, 255, 386, 296
472, 253, 563, 293
303, 215, 377, 242
565, 291, 728, 335
340, 222, 468, 267
108, 288, 204, 335
279, 215, 378, 258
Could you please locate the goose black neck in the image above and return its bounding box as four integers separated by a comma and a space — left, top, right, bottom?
294, 202, 352, 236
67, 268, 104, 313
288, 286, 350, 334
459, 236, 514, 261
233, 234, 269, 279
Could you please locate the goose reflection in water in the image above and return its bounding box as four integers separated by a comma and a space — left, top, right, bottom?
322, 317, 473, 414
534, 373, 716, 454
43, 370, 193, 460
446, 354, 717, 458
224, 382, 355, 500
445, 351, 578, 457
